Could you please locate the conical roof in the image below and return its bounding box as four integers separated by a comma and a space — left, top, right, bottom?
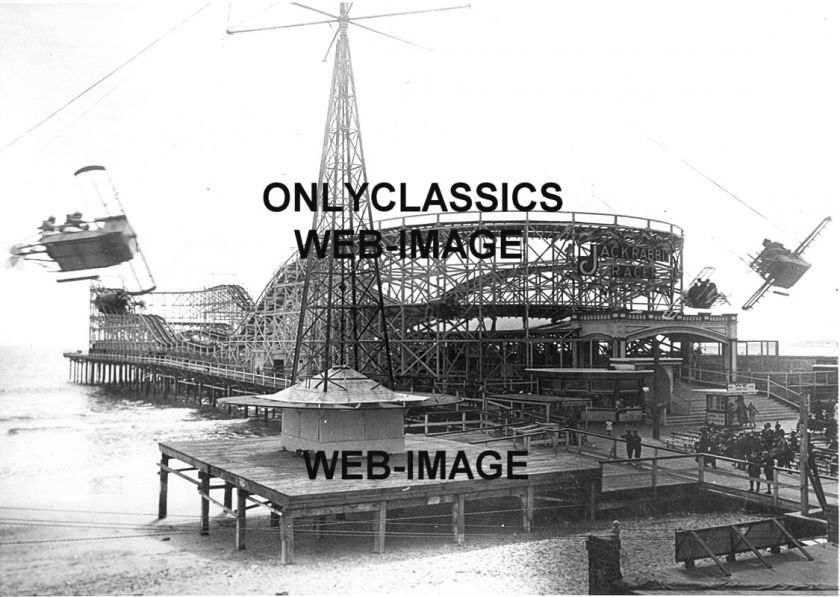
255, 365, 427, 407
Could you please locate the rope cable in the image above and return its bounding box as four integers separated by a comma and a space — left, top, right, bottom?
644, 134, 770, 223
0, 2, 211, 155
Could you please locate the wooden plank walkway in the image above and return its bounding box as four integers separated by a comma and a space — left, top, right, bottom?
157, 431, 836, 563
158, 435, 602, 563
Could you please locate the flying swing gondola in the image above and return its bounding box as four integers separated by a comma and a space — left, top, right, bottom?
741, 216, 832, 310
6, 165, 156, 294
663, 266, 728, 318
682, 266, 728, 309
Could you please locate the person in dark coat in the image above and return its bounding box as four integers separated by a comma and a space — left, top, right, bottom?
631, 430, 643, 459
762, 423, 775, 448
746, 452, 762, 493
735, 397, 748, 427
621, 429, 633, 460
761, 451, 775, 495
776, 437, 793, 469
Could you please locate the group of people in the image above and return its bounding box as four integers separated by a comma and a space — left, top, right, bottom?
693, 421, 836, 493
620, 429, 643, 460
814, 409, 838, 450
722, 395, 761, 428
695, 421, 797, 469
684, 278, 721, 309
38, 212, 89, 234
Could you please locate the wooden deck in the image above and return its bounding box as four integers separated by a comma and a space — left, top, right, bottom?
157, 431, 836, 563
158, 435, 602, 563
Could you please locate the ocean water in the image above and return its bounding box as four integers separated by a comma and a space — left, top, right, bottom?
0, 345, 273, 520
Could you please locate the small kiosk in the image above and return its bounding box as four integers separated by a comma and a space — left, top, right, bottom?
697, 383, 758, 428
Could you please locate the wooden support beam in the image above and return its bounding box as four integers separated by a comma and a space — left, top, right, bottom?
200, 472, 210, 535
243, 494, 285, 517
197, 489, 236, 517
688, 530, 730, 576
770, 518, 813, 561
522, 486, 534, 532
727, 525, 772, 569
270, 502, 280, 528
652, 448, 659, 491
158, 454, 170, 519
158, 465, 201, 487
236, 489, 247, 550
280, 514, 294, 564
586, 479, 599, 521
373, 502, 387, 554
224, 483, 233, 510
452, 494, 465, 545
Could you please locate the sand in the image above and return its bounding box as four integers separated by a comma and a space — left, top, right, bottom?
5, 504, 834, 595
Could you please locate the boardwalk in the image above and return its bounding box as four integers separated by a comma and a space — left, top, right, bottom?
582, 432, 839, 511
157, 427, 836, 564
158, 435, 602, 563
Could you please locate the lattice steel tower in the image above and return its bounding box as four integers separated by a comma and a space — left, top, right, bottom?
228, 2, 468, 386
292, 6, 393, 384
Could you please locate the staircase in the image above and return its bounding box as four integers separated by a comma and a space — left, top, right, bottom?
665, 378, 799, 428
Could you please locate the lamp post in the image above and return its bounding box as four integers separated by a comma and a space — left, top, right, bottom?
652, 337, 661, 441
800, 391, 810, 515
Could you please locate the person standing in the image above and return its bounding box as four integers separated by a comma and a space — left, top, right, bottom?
631, 430, 642, 460
762, 423, 775, 448
622, 428, 633, 460
761, 451, 775, 495
736, 397, 748, 427
747, 453, 762, 493
777, 436, 792, 469
605, 419, 613, 437
747, 401, 759, 428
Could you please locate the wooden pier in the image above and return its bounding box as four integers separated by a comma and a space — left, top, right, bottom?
64, 352, 286, 419
155, 427, 838, 564
157, 435, 602, 564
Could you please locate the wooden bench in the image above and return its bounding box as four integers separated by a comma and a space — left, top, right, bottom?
675, 517, 814, 576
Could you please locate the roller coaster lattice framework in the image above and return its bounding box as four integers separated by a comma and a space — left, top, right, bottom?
88, 209, 700, 392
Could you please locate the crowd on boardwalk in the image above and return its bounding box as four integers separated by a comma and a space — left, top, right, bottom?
694, 416, 838, 493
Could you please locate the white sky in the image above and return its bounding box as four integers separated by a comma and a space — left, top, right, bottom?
0, 0, 837, 351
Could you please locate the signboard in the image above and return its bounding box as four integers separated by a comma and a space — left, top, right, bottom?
576, 242, 674, 279
727, 383, 756, 393
706, 411, 726, 426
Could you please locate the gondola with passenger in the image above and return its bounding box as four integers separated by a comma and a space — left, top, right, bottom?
742, 217, 831, 310
6, 165, 155, 293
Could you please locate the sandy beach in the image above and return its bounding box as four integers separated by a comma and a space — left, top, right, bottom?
6, 502, 834, 595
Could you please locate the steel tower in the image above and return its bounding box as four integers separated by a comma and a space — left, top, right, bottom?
291, 5, 394, 385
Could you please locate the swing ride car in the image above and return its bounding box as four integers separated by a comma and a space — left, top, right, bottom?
682, 267, 728, 310
663, 266, 727, 319
741, 216, 832, 310
6, 165, 155, 292
14, 213, 139, 272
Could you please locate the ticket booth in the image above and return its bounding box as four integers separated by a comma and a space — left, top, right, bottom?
701, 384, 757, 428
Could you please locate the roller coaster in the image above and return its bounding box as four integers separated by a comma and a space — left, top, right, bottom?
86, 208, 737, 390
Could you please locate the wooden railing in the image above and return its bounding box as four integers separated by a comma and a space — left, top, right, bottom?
64, 351, 290, 390
681, 366, 801, 410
